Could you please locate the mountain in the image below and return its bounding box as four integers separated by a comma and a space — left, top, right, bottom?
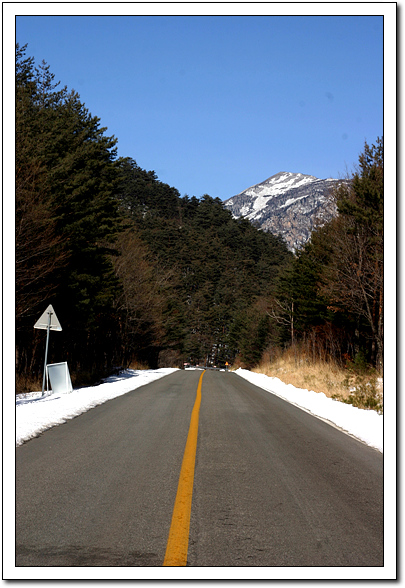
224, 172, 346, 251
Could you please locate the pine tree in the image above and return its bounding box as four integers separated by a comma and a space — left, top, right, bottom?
16, 45, 123, 382
321, 138, 383, 368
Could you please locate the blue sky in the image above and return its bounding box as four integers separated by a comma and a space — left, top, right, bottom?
16, 14, 384, 201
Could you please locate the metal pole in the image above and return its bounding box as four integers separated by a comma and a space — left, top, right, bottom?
41, 311, 52, 396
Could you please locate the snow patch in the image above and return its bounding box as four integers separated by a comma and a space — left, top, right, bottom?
279, 195, 307, 208
234, 369, 383, 452
230, 173, 322, 216
16, 368, 178, 446
16, 367, 382, 453
252, 194, 273, 211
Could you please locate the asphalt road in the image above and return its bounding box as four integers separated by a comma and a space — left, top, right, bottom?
16, 369, 383, 567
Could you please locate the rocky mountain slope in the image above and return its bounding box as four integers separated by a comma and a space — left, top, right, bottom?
224, 172, 346, 251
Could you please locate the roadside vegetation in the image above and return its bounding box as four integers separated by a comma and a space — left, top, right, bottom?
251, 345, 383, 413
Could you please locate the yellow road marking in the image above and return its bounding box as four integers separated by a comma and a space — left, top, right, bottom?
163, 370, 205, 566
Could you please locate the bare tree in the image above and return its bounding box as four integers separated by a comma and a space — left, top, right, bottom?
112, 229, 175, 365
320, 213, 383, 369
267, 297, 295, 345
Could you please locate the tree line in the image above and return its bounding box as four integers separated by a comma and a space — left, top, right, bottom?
16, 44, 383, 392
271, 137, 383, 371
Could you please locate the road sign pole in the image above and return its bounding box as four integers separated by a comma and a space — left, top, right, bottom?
41, 310, 52, 396
34, 305, 62, 396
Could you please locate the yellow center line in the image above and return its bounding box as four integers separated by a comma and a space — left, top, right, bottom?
163, 370, 205, 567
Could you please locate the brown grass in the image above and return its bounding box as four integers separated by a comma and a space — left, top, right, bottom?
252, 346, 383, 413
128, 359, 150, 370
252, 346, 353, 400
16, 373, 42, 395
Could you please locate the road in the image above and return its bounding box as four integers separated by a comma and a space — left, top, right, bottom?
16, 369, 383, 567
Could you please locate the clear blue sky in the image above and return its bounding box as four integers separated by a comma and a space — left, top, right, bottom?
16, 15, 383, 201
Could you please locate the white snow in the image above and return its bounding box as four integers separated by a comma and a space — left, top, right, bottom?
239, 204, 253, 216
252, 193, 273, 212
16, 367, 382, 452
16, 368, 178, 446
247, 173, 317, 201
234, 369, 383, 452
231, 172, 322, 220
279, 194, 310, 208
234, 172, 315, 200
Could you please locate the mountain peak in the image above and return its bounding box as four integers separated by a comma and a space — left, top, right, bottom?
224, 172, 346, 251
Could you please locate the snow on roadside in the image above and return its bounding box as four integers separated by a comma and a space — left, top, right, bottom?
234, 368, 383, 453
16, 367, 383, 453
16, 368, 178, 447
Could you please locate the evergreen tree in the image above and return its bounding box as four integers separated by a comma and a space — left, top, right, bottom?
16, 43, 294, 386
321, 138, 383, 368
16, 45, 123, 383
271, 139, 384, 370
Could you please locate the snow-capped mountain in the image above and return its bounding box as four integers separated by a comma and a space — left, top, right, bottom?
224, 172, 346, 251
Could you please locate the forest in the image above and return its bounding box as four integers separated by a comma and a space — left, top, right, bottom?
16, 44, 383, 393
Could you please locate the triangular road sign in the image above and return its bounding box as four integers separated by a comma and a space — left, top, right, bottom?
34, 305, 62, 331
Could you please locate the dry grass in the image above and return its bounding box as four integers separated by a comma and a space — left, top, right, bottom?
253, 347, 352, 400
252, 346, 383, 413
128, 359, 150, 370
16, 373, 42, 395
